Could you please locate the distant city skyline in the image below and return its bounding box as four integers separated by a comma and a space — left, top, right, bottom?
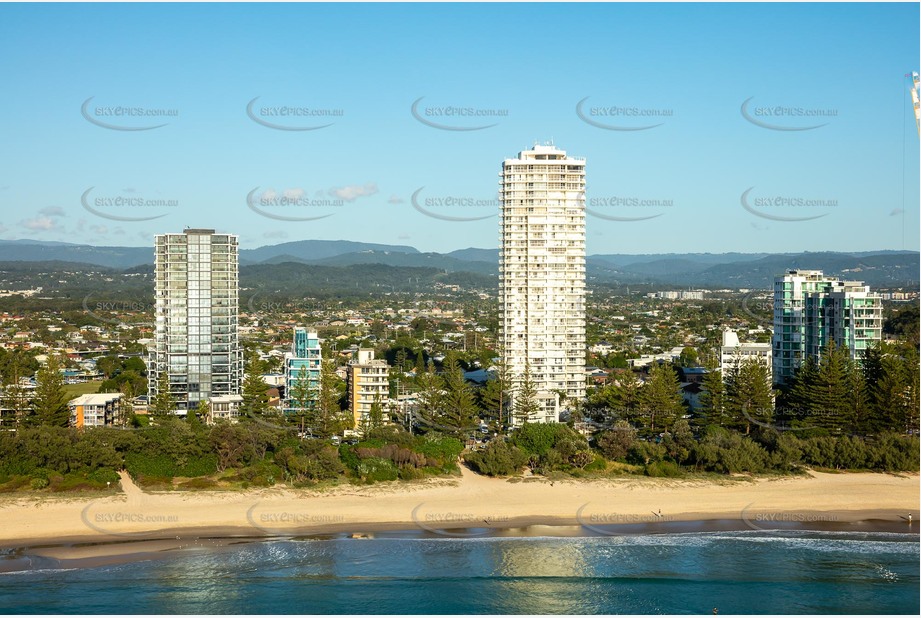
0, 2, 918, 254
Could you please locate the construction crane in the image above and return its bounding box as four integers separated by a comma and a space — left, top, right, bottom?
910, 71, 920, 136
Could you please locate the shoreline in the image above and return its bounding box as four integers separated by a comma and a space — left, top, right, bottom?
1, 467, 917, 569
2, 513, 917, 574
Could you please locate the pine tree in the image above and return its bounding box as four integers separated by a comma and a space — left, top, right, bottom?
783, 354, 819, 428
725, 358, 773, 434
31, 354, 70, 427
479, 359, 509, 432
241, 353, 270, 419
1, 359, 29, 427
699, 368, 727, 428
638, 362, 685, 434
414, 360, 444, 433
512, 362, 540, 425
316, 358, 346, 437
149, 370, 176, 423
289, 365, 313, 435
440, 352, 478, 439
811, 341, 852, 433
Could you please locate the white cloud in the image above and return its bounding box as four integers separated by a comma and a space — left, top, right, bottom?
90, 225, 109, 235
260, 188, 277, 201
388, 194, 404, 205
263, 230, 288, 239
39, 206, 66, 217
329, 182, 378, 202
19, 216, 57, 231
283, 188, 305, 200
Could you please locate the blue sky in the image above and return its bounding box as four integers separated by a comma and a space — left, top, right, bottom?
0, 2, 918, 254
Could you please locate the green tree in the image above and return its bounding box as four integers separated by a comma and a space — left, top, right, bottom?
439, 352, 478, 439
31, 354, 70, 427
316, 358, 348, 438
725, 358, 774, 434
638, 363, 685, 434
512, 362, 540, 425
1, 359, 29, 427
699, 368, 727, 427
149, 370, 176, 423
479, 358, 509, 431
241, 354, 271, 419
414, 361, 444, 434
289, 365, 313, 435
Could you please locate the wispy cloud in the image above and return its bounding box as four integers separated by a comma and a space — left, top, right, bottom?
39, 206, 66, 217
263, 230, 288, 239
388, 194, 404, 205
90, 224, 109, 235
329, 182, 378, 202
889, 208, 904, 217
19, 216, 58, 231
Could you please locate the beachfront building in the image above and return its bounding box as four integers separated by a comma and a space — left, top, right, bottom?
207, 394, 244, 423
499, 143, 586, 424
68, 393, 123, 428
720, 329, 772, 377
148, 229, 243, 414
772, 270, 882, 385
284, 328, 322, 414
346, 349, 389, 429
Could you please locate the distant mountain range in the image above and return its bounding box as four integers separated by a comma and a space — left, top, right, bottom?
0, 239, 916, 290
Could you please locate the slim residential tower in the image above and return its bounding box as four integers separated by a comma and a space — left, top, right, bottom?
499, 144, 586, 423
149, 229, 243, 413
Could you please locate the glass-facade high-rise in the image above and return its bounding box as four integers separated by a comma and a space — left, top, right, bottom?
772, 269, 882, 386
148, 229, 242, 413
499, 144, 586, 423
284, 328, 321, 413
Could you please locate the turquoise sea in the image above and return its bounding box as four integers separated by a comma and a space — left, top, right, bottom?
1, 530, 918, 614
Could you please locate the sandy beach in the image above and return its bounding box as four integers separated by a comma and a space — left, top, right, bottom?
1, 467, 917, 564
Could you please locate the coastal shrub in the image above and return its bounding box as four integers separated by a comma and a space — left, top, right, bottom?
398, 464, 425, 480
277, 442, 344, 482
88, 468, 120, 485
645, 460, 682, 477
338, 444, 361, 473
50, 472, 100, 492
583, 455, 608, 473
415, 434, 464, 464
125, 452, 217, 479
512, 422, 560, 456
465, 440, 528, 476
832, 435, 867, 470
356, 457, 399, 483
29, 477, 49, 490
626, 441, 666, 466
770, 434, 804, 471
178, 477, 218, 490
866, 433, 919, 471
719, 438, 769, 474
596, 421, 637, 461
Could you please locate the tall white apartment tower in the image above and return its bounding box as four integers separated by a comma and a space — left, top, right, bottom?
499, 144, 586, 423
149, 229, 243, 413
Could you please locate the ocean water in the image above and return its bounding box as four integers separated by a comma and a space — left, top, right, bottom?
0, 530, 918, 614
